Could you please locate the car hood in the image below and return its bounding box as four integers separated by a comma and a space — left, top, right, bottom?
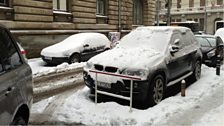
41, 42, 83, 57
88, 46, 163, 70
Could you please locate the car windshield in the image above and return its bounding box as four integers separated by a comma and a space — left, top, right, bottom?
117, 28, 172, 53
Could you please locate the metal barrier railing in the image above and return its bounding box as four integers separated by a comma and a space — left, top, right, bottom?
89, 70, 141, 112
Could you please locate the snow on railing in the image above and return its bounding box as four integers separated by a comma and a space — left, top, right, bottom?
89, 70, 141, 112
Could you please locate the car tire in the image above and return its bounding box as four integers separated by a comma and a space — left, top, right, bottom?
147, 75, 165, 106
11, 116, 26, 125
69, 54, 80, 64
187, 60, 201, 83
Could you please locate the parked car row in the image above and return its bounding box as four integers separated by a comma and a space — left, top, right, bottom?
34, 26, 224, 107
0, 22, 223, 124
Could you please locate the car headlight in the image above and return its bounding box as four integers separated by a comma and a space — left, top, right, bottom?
207, 49, 216, 58
122, 69, 147, 77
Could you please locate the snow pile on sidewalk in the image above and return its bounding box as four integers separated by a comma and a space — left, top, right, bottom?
28, 58, 85, 77
31, 65, 224, 125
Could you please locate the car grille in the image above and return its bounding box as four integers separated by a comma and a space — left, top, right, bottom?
94, 64, 104, 71
105, 66, 118, 73
94, 64, 118, 73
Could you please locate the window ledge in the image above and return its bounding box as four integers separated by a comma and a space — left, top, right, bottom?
53, 10, 72, 15
0, 6, 13, 11
96, 15, 108, 18
132, 25, 144, 27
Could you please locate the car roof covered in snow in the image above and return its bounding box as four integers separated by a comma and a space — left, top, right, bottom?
135, 26, 191, 33
63, 32, 109, 43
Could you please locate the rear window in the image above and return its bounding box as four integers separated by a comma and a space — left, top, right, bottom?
206, 37, 216, 47
196, 37, 210, 47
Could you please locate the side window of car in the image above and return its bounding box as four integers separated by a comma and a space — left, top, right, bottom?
0, 29, 22, 71
182, 32, 192, 47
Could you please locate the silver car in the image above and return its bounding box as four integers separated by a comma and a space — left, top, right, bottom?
0, 24, 33, 125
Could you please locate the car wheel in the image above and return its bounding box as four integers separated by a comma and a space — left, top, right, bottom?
147, 75, 165, 106
187, 60, 201, 83
70, 54, 80, 64
11, 116, 26, 125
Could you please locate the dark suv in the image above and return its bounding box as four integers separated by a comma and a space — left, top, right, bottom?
0, 24, 33, 125
83, 26, 202, 106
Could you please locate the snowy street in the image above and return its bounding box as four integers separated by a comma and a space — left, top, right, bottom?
28, 59, 224, 125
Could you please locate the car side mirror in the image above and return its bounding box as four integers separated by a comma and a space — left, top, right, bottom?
174, 39, 180, 45
84, 44, 89, 48
170, 45, 180, 53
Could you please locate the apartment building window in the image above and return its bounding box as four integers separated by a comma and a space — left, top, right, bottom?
133, 0, 143, 25
199, 18, 204, 31
53, 0, 68, 11
177, 0, 181, 8
189, 0, 194, 7
217, 0, 223, 5
53, 0, 72, 22
200, 0, 205, 6
0, 0, 9, 6
96, 0, 108, 24
97, 0, 107, 16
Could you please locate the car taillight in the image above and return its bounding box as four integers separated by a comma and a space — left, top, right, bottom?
21, 50, 27, 55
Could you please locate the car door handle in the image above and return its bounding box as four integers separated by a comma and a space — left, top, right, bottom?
5, 87, 15, 96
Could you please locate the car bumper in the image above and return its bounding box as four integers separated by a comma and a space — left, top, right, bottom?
83, 71, 149, 102
41, 55, 69, 65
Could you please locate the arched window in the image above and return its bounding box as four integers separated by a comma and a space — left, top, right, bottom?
133, 0, 143, 25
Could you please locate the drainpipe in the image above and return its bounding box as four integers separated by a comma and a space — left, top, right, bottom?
204, 0, 207, 33
156, 0, 160, 26
118, 0, 122, 32
167, 0, 172, 26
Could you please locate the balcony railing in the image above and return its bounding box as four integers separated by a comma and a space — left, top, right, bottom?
160, 5, 224, 15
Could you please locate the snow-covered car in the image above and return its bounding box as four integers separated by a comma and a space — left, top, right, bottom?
41, 33, 111, 65
195, 35, 224, 67
83, 26, 202, 106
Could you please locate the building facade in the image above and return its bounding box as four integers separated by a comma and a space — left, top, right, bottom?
0, 0, 156, 58
158, 0, 224, 34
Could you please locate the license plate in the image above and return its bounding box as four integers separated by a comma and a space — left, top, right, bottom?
45, 56, 52, 60
97, 82, 111, 89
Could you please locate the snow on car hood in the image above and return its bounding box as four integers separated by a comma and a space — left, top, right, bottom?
41, 41, 83, 57
88, 46, 163, 71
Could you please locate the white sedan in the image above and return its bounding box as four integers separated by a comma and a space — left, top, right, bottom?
41, 33, 111, 65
